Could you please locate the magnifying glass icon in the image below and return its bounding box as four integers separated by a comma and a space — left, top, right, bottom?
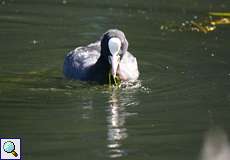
3, 141, 18, 157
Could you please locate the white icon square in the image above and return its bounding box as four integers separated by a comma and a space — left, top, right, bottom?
1, 138, 21, 160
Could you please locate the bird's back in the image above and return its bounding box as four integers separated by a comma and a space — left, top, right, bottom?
63, 41, 101, 80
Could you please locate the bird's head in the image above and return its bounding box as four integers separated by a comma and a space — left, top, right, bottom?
100, 29, 128, 78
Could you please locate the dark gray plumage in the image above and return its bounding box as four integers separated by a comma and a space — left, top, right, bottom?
63, 29, 139, 84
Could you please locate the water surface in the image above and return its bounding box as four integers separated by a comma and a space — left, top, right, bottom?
0, 0, 230, 160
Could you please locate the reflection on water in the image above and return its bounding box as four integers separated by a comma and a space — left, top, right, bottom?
82, 99, 93, 120
201, 128, 230, 160
107, 89, 128, 158
106, 87, 139, 158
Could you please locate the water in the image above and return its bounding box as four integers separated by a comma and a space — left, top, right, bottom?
0, 0, 230, 160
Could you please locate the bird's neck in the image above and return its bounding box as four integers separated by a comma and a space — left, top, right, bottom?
89, 55, 111, 84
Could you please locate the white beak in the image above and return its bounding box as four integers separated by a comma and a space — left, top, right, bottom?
108, 37, 122, 78
109, 55, 120, 78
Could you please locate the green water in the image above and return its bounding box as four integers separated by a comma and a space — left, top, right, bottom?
0, 0, 230, 160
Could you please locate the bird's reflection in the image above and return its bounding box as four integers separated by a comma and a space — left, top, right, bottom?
106, 89, 128, 158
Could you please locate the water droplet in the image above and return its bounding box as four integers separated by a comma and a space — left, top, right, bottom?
145, 16, 150, 20
211, 53, 215, 57
1, 1, 5, 5
32, 40, 38, 45
62, 0, 67, 5
160, 25, 164, 30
